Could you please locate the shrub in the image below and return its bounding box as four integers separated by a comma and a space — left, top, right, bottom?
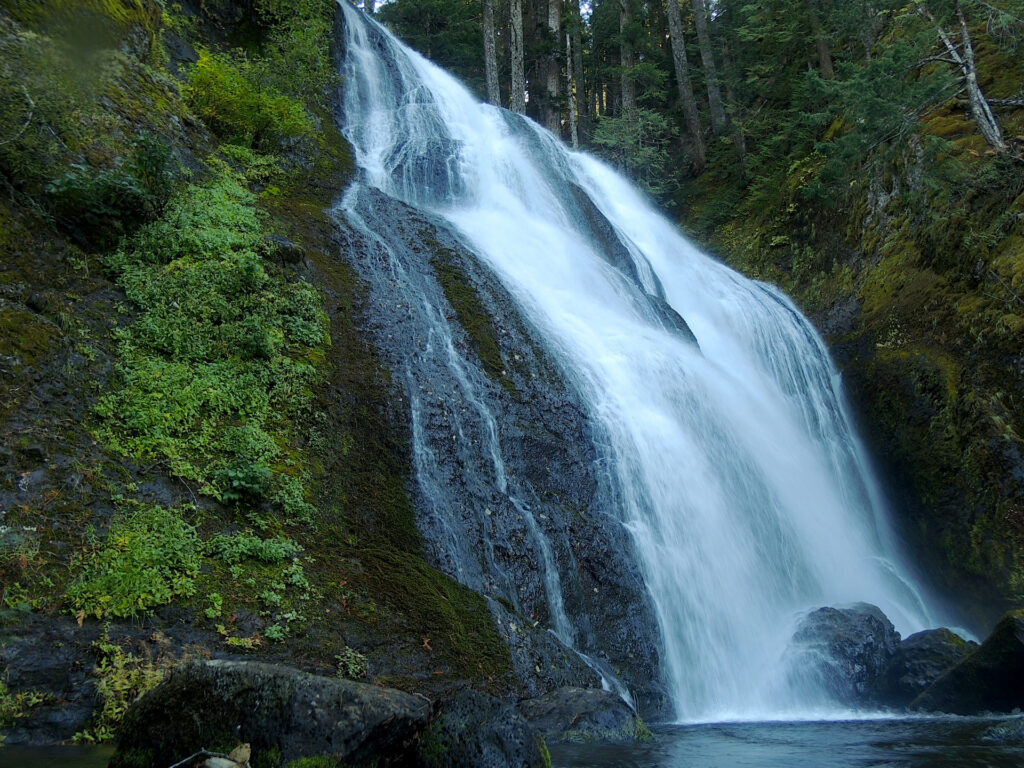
186, 51, 313, 151
46, 134, 176, 244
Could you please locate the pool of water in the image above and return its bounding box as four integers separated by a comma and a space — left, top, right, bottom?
550, 717, 1024, 768
0, 745, 113, 768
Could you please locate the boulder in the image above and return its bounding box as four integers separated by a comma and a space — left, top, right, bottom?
788, 603, 900, 705
518, 687, 650, 744
110, 660, 431, 768
911, 610, 1024, 714
416, 689, 548, 768
876, 628, 976, 707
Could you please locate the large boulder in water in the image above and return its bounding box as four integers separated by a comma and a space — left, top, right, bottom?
518, 687, 650, 744
110, 660, 430, 767
911, 610, 1024, 714
789, 603, 900, 705
876, 628, 977, 707
415, 689, 548, 768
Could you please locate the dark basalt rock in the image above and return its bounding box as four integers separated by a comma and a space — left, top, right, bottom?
416, 689, 548, 768
911, 610, 1024, 715
789, 603, 900, 705
518, 687, 650, 744
339, 188, 669, 719
876, 628, 976, 707
110, 660, 431, 768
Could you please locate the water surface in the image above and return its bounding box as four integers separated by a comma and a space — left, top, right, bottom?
551, 718, 1024, 768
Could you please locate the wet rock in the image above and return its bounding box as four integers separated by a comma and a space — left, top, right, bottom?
518, 687, 650, 745
789, 603, 900, 705
340, 191, 668, 719
13, 442, 46, 463
876, 628, 976, 707
265, 234, 307, 265
416, 689, 548, 768
911, 610, 1024, 714
110, 660, 431, 767
0, 617, 101, 746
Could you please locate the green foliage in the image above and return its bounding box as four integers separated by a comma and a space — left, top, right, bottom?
186, 50, 313, 151
0, 681, 47, 732
68, 505, 201, 619
74, 635, 173, 744
206, 532, 302, 564
335, 646, 368, 679
46, 134, 177, 244
379, 0, 485, 96
592, 108, 679, 199
282, 757, 339, 768
95, 170, 328, 521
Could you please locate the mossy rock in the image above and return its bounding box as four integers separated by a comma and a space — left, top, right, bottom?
911, 610, 1024, 714
110, 660, 431, 768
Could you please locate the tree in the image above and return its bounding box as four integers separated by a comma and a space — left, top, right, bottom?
483, 0, 501, 106
618, 0, 637, 112
666, 0, 707, 170
510, 0, 527, 112
543, 0, 563, 133
691, 0, 728, 134
916, 0, 1006, 150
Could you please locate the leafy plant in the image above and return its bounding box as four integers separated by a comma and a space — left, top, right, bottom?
68, 505, 201, 619
335, 647, 368, 679
74, 635, 173, 744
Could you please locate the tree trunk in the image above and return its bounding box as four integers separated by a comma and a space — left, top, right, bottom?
690, 0, 727, 135
483, 0, 501, 106
920, 2, 1006, 150
544, 0, 562, 133
619, 0, 636, 113
567, 31, 579, 147
510, 0, 526, 113
572, 8, 589, 140
804, 0, 834, 79
666, 0, 706, 171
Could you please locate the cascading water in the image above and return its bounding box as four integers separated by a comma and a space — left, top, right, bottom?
336, 2, 945, 721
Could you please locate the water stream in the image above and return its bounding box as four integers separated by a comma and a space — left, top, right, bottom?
337, 2, 949, 722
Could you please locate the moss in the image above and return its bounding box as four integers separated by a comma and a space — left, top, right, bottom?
352, 548, 512, 685
428, 251, 518, 395
283, 758, 339, 768
0, 308, 60, 367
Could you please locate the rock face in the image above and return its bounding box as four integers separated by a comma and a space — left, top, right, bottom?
110, 660, 431, 768
416, 689, 548, 768
518, 687, 650, 744
911, 610, 1024, 714
788, 604, 900, 705
876, 628, 976, 707
340, 187, 669, 718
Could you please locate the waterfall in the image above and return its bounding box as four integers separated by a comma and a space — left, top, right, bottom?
336, 3, 941, 722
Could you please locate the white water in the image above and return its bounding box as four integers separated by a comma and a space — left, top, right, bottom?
337, 3, 944, 721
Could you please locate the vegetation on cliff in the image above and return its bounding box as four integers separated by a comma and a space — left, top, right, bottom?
0, 0, 512, 745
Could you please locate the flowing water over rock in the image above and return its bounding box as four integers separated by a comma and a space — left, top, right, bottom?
336, 2, 949, 722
